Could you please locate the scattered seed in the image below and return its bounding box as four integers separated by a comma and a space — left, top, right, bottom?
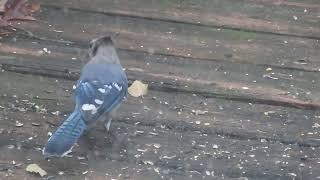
77, 156, 86, 160
7, 145, 15, 149
15, 121, 24, 127
31, 122, 41, 126
51, 111, 60, 116
143, 160, 154, 165
192, 109, 208, 115
153, 143, 161, 149
206, 171, 210, 176
137, 149, 148, 152
293, 16, 298, 20
162, 155, 176, 159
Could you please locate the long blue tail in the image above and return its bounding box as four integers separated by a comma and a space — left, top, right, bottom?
42, 109, 87, 157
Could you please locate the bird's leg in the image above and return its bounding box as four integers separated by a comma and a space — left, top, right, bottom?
103, 106, 119, 132
103, 115, 118, 143
104, 116, 113, 132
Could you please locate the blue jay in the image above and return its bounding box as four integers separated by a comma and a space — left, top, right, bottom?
42, 36, 128, 158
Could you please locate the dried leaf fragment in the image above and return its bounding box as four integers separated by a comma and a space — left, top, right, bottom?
128, 80, 148, 97
26, 163, 47, 177
2, 0, 40, 21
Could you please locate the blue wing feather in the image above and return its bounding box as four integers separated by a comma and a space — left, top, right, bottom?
74, 79, 127, 125
74, 63, 127, 124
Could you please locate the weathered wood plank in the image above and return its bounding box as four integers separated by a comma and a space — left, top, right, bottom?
0, 1, 319, 179
0, 70, 319, 179
1, 35, 320, 110
0, 37, 320, 145
9, 5, 320, 72
40, 0, 320, 39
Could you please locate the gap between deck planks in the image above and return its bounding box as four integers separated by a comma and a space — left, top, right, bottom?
0, 70, 319, 179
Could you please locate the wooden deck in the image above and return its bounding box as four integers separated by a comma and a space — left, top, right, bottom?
0, 0, 320, 179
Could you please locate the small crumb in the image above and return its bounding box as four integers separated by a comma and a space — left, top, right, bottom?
143, 106, 150, 111
192, 109, 208, 115
42, 48, 51, 54
143, 160, 154, 165
264, 111, 275, 116
260, 139, 267, 143
51, 111, 60, 116
149, 132, 158, 136
153, 143, 161, 149
53, 30, 63, 33
15, 121, 24, 127
212, 144, 218, 149
154, 167, 160, 173
293, 16, 298, 20
7, 145, 15, 149
288, 173, 297, 177
31, 122, 41, 126
77, 156, 86, 160
137, 148, 148, 152
162, 155, 176, 159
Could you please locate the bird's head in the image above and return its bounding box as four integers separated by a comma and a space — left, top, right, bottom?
89, 36, 113, 57
88, 36, 120, 64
